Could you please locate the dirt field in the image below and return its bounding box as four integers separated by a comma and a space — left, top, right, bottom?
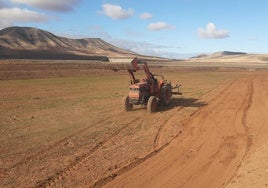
0, 61, 268, 187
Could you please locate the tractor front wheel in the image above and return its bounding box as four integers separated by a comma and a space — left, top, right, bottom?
122, 96, 133, 111
147, 96, 157, 113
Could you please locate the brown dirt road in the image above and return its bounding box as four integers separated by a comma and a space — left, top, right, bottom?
104, 73, 268, 188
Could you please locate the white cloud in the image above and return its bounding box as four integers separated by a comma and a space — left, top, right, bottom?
99, 3, 134, 20
198, 22, 229, 39
140, 12, 152, 20
148, 22, 173, 31
0, 7, 48, 28
10, 0, 81, 12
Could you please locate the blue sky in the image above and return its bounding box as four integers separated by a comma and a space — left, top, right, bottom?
0, 0, 268, 59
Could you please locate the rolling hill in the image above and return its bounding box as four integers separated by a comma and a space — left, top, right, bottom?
189, 51, 268, 64
0, 26, 137, 60
190, 51, 247, 59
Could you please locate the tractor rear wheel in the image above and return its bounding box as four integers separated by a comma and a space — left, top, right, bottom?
122, 96, 133, 111
161, 85, 172, 105
147, 96, 157, 113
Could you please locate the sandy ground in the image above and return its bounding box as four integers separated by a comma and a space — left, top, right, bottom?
1, 62, 268, 187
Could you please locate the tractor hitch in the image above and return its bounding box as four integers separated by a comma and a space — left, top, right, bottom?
172, 84, 182, 95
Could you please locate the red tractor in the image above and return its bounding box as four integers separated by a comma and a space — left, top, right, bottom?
122, 57, 181, 113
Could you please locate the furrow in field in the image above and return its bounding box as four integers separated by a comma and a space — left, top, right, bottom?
7, 111, 125, 170
35, 117, 141, 188
153, 80, 234, 150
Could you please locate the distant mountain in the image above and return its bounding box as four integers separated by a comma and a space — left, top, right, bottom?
190, 53, 208, 59
191, 51, 247, 59
0, 26, 137, 60
188, 50, 268, 64
210, 51, 247, 57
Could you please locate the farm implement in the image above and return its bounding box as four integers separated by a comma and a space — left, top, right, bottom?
122, 57, 182, 113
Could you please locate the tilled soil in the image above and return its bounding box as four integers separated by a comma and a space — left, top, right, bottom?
1, 70, 268, 188
104, 74, 268, 188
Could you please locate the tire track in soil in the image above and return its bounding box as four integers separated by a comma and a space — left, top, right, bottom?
92, 130, 184, 188
226, 76, 258, 187
6, 111, 125, 170
242, 78, 254, 153
252, 76, 268, 141
3, 78, 240, 187
153, 80, 235, 150
93, 111, 203, 188
35, 117, 141, 188
95, 77, 254, 188
244, 75, 267, 150
153, 106, 183, 150
93, 79, 239, 187
5, 78, 235, 170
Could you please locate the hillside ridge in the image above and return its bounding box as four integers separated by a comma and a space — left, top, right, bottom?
0, 26, 136, 60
